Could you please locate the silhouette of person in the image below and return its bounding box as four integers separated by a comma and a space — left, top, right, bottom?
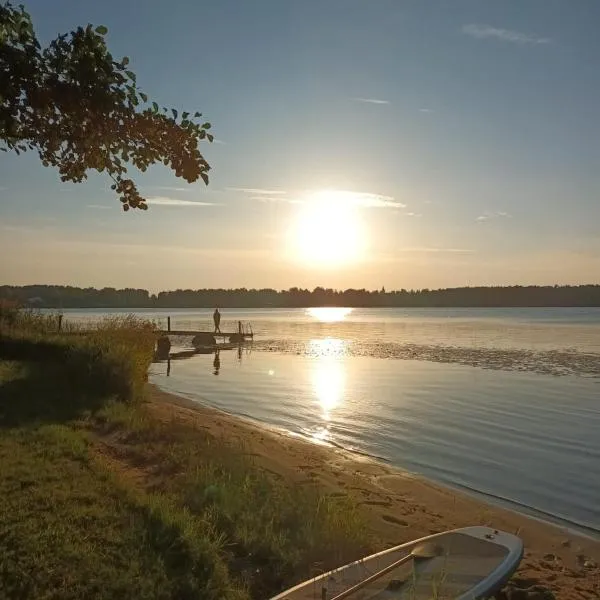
213, 349, 220, 375
213, 308, 221, 334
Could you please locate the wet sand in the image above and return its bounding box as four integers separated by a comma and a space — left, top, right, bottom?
148, 385, 600, 599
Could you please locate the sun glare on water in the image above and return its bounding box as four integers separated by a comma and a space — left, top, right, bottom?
309, 339, 348, 421
289, 190, 367, 267
307, 307, 352, 322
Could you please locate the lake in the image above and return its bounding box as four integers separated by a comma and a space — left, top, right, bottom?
62, 307, 600, 536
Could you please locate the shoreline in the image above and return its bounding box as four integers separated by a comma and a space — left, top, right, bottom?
151, 377, 599, 541
147, 384, 600, 599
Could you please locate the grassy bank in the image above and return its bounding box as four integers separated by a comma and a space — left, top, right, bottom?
0, 309, 368, 599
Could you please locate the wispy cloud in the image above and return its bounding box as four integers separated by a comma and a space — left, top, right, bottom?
228, 187, 299, 204
405, 212, 422, 217
146, 186, 190, 193
419, 108, 434, 114
145, 196, 217, 207
476, 211, 511, 222
230, 187, 404, 209
356, 193, 405, 208
462, 24, 550, 45
399, 247, 474, 254
352, 97, 390, 105
227, 187, 287, 196
309, 190, 405, 209
87, 204, 111, 210
250, 196, 301, 204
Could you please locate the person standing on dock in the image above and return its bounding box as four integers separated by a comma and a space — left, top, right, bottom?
213, 308, 221, 334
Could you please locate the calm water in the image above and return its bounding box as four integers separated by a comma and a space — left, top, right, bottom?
63, 307, 600, 535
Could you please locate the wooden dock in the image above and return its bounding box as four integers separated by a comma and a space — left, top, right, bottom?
158, 316, 253, 342
158, 329, 253, 340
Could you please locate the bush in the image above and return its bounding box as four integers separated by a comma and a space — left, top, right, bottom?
71, 316, 156, 402
0, 314, 156, 403
0, 303, 64, 334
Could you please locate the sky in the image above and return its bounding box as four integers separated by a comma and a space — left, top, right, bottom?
1, 0, 599, 292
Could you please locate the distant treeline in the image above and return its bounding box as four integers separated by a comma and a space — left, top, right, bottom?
1, 284, 600, 308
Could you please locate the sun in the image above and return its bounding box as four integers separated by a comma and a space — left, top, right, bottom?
289, 190, 367, 267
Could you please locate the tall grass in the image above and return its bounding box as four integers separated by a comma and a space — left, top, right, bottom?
96, 400, 369, 598
0, 307, 156, 403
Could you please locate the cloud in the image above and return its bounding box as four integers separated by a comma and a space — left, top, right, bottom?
476, 211, 512, 222
405, 212, 422, 217
462, 24, 550, 45
87, 204, 111, 210
145, 196, 217, 207
230, 187, 404, 209
250, 196, 301, 204
145, 186, 190, 192
227, 187, 287, 196
352, 97, 390, 105
352, 192, 404, 209
419, 108, 434, 113
309, 190, 405, 209
399, 247, 473, 254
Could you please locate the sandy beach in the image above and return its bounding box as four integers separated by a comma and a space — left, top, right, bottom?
148, 384, 600, 599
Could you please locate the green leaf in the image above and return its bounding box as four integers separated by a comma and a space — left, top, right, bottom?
125, 71, 136, 81
122, 56, 129, 66
152, 102, 159, 112
194, 112, 202, 118
182, 112, 189, 120
200, 172, 209, 185
171, 109, 178, 119
95, 25, 108, 35
139, 92, 148, 103
181, 119, 190, 127
202, 122, 212, 130
207, 134, 214, 143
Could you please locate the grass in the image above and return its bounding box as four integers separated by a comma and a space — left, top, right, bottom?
0, 417, 237, 599
92, 400, 368, 597
0, 309, 369, 599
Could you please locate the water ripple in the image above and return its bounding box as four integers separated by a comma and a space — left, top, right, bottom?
256, 339, 600, 378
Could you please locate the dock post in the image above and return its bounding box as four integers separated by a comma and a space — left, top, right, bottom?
167, 316, 171, 332
57, 314, 63, 332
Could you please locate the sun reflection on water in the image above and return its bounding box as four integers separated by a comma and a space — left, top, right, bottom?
309, 338, 347, 427
312, 360, 345, 420
307, 307, 352, 322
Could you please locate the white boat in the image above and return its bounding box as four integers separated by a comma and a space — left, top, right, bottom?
271, 526, 523, 600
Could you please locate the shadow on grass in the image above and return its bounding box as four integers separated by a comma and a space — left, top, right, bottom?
0, 361, 108, 429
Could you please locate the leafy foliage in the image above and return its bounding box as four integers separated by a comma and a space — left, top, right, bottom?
0, 2, 213, 210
